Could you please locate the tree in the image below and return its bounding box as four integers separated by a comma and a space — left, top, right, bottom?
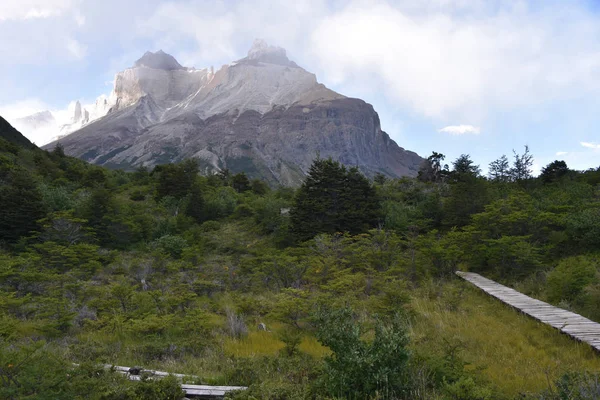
250, 178, 269, 195
155, 160, 198, 200
0, 168, 45, 243
540, 160, 569, 184
450, 154, 481, 182
510, 145, 534, 181
290, 158, 380, 242
81, 187, 113, 244
373, 172, 387, 185
315, 307, 410, 398
232, 172, 250, 193
184, 182, 205, 224
443, 155, 487, 227
418, 152, 448, 183
488, 155, 510, 182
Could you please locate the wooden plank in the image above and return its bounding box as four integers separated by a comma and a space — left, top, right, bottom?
102, 364, 247, 398
456, 271, 600, 352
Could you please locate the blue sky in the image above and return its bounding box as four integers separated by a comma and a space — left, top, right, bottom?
1, 0, 600, 174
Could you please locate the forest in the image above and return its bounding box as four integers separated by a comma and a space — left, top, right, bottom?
1, 136, 600, 399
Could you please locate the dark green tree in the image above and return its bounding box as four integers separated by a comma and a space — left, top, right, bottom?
540, 160, 569, 184
488, 155, 510, 182
373, 172, 387, 185
443, 154, 487, 227
510, 145, 534, 181
0, 168, 45, 243
450, 154, 481, 181
155, 160, 198, 199
232, 172, 250, 193
250, 178, 269, 195
184, 182, 205, 224
290, 158, 380, 241
418, 151, 448, 183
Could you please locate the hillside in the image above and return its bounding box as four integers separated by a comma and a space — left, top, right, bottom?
1, 138, 600, 398
0, 114, 36, 149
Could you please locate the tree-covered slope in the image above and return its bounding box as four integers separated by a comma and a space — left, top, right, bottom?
0, 114, 36, 149
1, 140, 600, 399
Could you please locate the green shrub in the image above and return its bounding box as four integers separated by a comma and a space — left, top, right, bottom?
546, 255, 598, 303
314, 308, 410, 399
151, 235, 188, 258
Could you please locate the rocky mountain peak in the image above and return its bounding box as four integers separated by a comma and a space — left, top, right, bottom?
243, 39, 297, 67
134, 50, 184, 71
73, 101, 82, 123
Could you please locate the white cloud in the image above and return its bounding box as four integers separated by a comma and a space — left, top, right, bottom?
135, 0, 328, 67
0, 99, 50, 120
438, 125, 481, 135
310, 0, 600, 121
74, 11, 85, 26
0, 0, 77, 21
581, 142, 600, 149
0, 98, 84, 145
133, 0, 600, 124
556, 151, 568, 156
66, 38, 86, 59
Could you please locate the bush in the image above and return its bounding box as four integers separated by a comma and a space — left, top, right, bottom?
151, 235, 188, 258
546, 255, 598, 304
314, 307, 410, 399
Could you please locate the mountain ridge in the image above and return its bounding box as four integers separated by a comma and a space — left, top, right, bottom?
42, 40, 423, 185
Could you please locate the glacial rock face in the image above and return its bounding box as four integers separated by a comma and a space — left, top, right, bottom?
45, 40, 423, 185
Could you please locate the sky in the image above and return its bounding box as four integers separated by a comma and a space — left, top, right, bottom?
1, 0, 600, 174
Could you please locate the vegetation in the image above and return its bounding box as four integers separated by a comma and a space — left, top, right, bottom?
1, 136, 600, 399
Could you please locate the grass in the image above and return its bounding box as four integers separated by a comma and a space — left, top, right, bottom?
224, 328, 330, 358
410, 279, 600, 397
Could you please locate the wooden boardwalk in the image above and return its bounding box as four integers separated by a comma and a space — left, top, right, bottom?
456, 271, 600, 351
105, 365, 247, 398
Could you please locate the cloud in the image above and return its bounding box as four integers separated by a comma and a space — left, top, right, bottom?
0, 98, 83, 145
0, 0, 77, 21
556, 151, 568, 156
438, 125, 481, 135
74, 11, 85, 26
0, 99, 51, 120
310, 0, 600, 121
581, 142, 600, 149
135, 0, 328, 67
132, 0, 600, 124
67, 38, 86, 59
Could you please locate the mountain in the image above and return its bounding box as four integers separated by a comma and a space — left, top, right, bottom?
0, 115, 36, 149
44, 40, 423, 185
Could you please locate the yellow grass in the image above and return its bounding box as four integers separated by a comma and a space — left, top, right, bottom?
410, 281, 600, 397
224, 329, 330, 358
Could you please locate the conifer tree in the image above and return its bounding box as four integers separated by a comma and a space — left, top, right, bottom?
0, 168, 45, 243
185, 182, 205, 224
290, 158, 380, 241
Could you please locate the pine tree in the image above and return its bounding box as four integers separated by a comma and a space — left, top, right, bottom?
540, 160, 569, 183
488, 155, 510, 182
232, 172, 250, 193
155, 160, 198, 199
290, 158, 380, 241
184, 182, 205, 224
510, 145, 534, 181
0, 168, 45, 243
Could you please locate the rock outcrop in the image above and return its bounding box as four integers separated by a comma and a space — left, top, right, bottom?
44, 40, 423, 185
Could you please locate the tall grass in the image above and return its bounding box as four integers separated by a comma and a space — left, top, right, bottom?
410, 280, 600, 397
